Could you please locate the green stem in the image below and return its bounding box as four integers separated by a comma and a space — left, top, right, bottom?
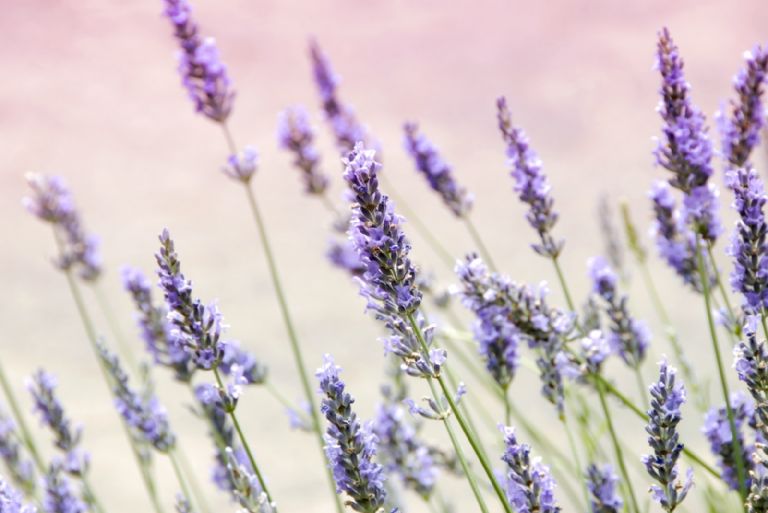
595, 375, 640, 513
212, 368, 274, 506
441, 366, 490, 462
634, 367, 649, 411
551, 256, 576, 314
696, 237, 748, 503
561, 416, 589, 510
241, 183, 342, 513
0, 363, 45, 472
92, 283, 138, 372
174, 444, 212, 513
406, 314, 513, 513
707, 244, 741, 338
81, 474, 108, 513
168, 449, 196, 512
464, 216, 497, 272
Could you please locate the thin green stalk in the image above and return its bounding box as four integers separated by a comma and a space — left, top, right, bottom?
464, 216, 497, 272
442, 366, 490, 462
696, 237, 748, 503
551, 256, 576, 313
174, 444, 212, 513
264, 380, 311, 426
503, 387, 511, 426
168, 449, 196, 512
595, 375, 640, 513
707, 244, 740, 338
92, 283, 138, 372
212, 368, 274, 506
561, 416, 589, 510
634, 367, 649, 411
406, 314, 513, 513
81, 474, 108, 513
0, 363, 45, 471
223, 121, 343, 513
319, 192, 343, 219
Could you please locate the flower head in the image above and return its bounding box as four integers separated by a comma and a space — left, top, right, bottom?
24, 174, 101, 281
403, 122, 473, 217
496, 97, 562, 257
162, 0, 234, 122
41, 464, 86, 513
501, 426, 560, 513
0, 409, 36, 496
278, 106, 328, 194
317, 355, 387, 513
586, 463, 623, 513
0, 477, 36, 513
702, 392, 754, 491
222, 146, 258, 184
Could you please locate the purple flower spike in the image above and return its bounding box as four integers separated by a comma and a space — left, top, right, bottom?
317, 355, 387, 513
98, 343, 176, 453
403, 122, 473, 217
586, 463, 623, 513
162, 0, 234, 122
42, 464, 86, 513
719, 46, 768, 168
24, 174, 101, 281
309, 41, 375, 154
702, 392, 754, 491
496, 97, 563, 258
734, 316, 768, 432
278, 106, 329, 194
725, 166, 768, 312
643, 360, 693, 511
588, 256, 649, 368
0, 477, 36, 513
654, 28, 720, 243
0, 408, 36, 496
27, 371, 89, 477
501, 426, 561, 513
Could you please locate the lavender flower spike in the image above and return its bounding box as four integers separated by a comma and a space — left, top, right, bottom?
654, 28, 720, 243
226, 448, 275, 513
97, 342, 176, 453
734, 315, 768, 434
41, 464, 86, 513
23, 174, 101, 281
501, 426, 560, 513
586, 463, 623, 513
0, 477, 36, 513
162, 0, 234, 122
317, 355, 387, 513
403, 122, 473, 217
0, 408, 36, 495
643, 360, 693, 511
588, 256, 650, 367
27, 371, 89, 476
277, 106, 329, 194
719, 46, 768, 168
702, 392, 754, 491
496, 97, 562, 257
725, 166, 768, 312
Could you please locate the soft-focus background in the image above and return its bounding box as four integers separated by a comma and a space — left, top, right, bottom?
2, 0, 768, 511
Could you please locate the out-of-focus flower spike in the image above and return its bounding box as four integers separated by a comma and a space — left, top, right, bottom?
702, 392, 754, 491
586, 463, 623, 513
0, 476, 36, 513
0, 408, 36, 496
500, 426, 561, 513
41, 464, 87, 513
225, 448, 275, 513
278, 106, 329, 194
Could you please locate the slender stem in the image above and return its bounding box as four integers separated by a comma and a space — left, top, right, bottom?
561, 416, 589, 510
503, 386, 511, 426
464, 216, 497, 272
634, 367, 649, 411
173, 445, 212, 513
595, 375, 640, 513
319, 192, 343, 219
240, 183, 343, 513
168, 449, 196, 512
696, 237, 748, 502
92, 283, 138, 372
406, 314, 513, 513
707, 244, 740, 337
80, 474, 107, 513
0, 363, 45, 472
212, 368, 274, 506
551, 256, 576, 314
424, 376, 490, 513
441, 366, 490, 462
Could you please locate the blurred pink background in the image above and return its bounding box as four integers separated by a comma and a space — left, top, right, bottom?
2, 0, 768, 511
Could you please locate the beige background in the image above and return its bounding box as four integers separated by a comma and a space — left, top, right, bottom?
2, 0, 768, 511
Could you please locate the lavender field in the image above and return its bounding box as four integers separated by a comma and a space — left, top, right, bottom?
2, 1, 768, 512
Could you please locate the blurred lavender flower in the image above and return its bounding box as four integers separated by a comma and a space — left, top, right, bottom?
225, 448, 275, 513
122, 267, 195, 382
0, 408, 36, 495
702, 392, 754, 490
402, 122, 473, 217
156, 229, 225, 370
734, 315, 768, 434
579, 330, 611, 375
41, 465, 86, 513
175, 495, 193, 513
586, 463, 623, 513
285, 401, 312, 432
649, 180, 712, 291
309, 41, 375, 154
98, 343, 176, 453
718, 46, 768, 168
27, 371, 88, 476
597, 197, 625, 279
317, 355, 387, 513
453, 254, 519, 388
277, 106, 329, 194
725, 166, 768, 313
162, 0, 234, 122
373, 401, 437, 499
0, 477, 36, 513
654, 28, 720, 243
588, 256, 650, 367
222, 146, 258, 184
496, 97, 562, 258
23, 174, 101, 281
456, 254, 573, 416
327, 239, 366, 277
500, 426, 560, 513
643, 360, 693, 511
